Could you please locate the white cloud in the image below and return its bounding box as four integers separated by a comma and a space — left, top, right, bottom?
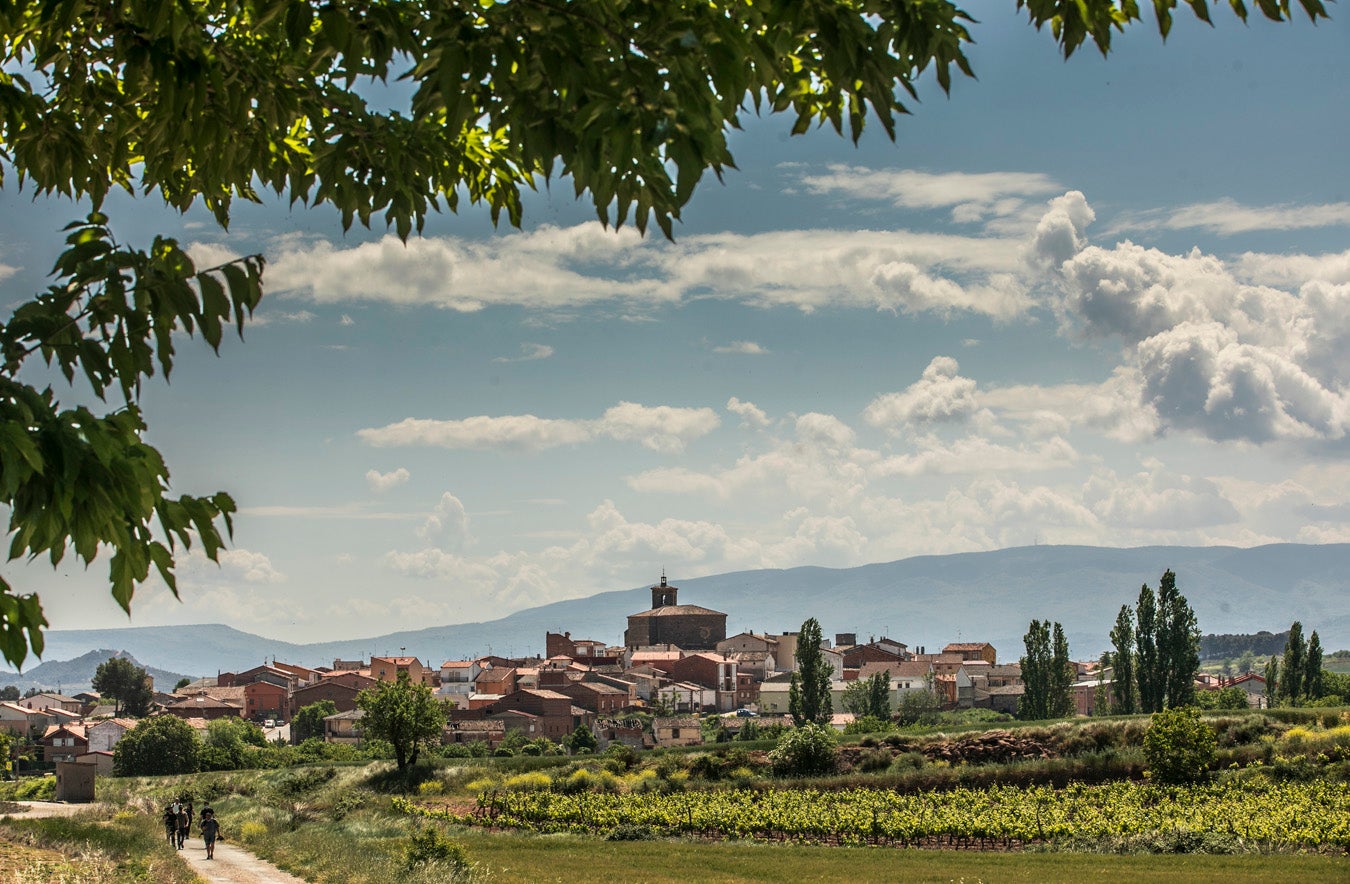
265, 222, 1031, 320
726, 397, 770, 428
339, 314, 356, 326
1029, 191, 1095, 269
366, 467, 411, 492
713, 340, 769, 355
1051, 231, 1350, 443
357, 402, 719, 454
1084, 462, 1240, 530
178, 548, 286, 584
0, 262, 18, 284
418, 492, 470, 549
798, 166, 1061, 222
872, 435, 1077, 478
1111, 198, 1350, 236
864, 356, 979, 427
493, 343, 554, 363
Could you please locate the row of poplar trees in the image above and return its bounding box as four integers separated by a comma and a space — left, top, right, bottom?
1264, 621, 1325, 706
1107, 569, 1201, 714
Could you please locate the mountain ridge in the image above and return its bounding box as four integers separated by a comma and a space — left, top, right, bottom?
5, 543, 1347, 676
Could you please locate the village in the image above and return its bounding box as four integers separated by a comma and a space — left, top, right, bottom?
2, 575, 1272, 788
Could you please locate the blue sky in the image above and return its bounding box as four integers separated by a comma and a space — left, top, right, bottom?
2, 7, 1349, 644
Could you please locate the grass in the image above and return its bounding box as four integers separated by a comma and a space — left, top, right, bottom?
0, 808, 196, 884
455, 831, 1349, 883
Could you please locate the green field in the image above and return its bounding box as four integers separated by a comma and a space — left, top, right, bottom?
457, 832, 1349, 884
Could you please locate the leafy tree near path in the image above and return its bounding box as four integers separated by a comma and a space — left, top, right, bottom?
113, 715, 200, 776
0, 0, 1331, 667
357, 674, 449, 773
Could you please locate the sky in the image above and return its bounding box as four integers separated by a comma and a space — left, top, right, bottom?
2, 7, 1349, 645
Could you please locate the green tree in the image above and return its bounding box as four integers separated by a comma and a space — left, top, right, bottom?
1020, 619, 1072, 720
0, 685, 17, 702
1157, 570, 1200, 709
564, 723, 598, 755
1193, 686, 1249, 710
0, 1, 1329, 671
113, 715, 200, 776
1303, 630, 1325, 701
91, 656, 153, 717
293, 700, 338, 744
1135, 584, 1161, 713
1264, 656, 1280, 707
356, 674, 448, 772
1279, 621, 1307, 704
1142, 706, 1216, 785
1109, 604, 1138, 714
1237, 650, 1256, 675
841, 669, 891, 720
173, 677, 192, 691
787, 617, 832, 726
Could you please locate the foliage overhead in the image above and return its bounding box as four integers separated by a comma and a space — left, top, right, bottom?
0, 0, 1332, 666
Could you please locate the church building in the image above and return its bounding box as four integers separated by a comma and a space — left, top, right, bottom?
623, 575, 727, 651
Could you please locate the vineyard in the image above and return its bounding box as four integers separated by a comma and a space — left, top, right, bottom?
398, 780, 1350, 852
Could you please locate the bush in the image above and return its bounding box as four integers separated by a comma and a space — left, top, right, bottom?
1143, 707, 1217, 784
843, 715, 894, 736
856, 747, 893, 772
769, 724, 838, 777
114, 716, 200, 776
404, 825, 469, 873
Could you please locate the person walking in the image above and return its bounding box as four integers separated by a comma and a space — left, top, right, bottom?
162, 805, 177, 847
199, 809, 221, 860
175, 804, 190, 849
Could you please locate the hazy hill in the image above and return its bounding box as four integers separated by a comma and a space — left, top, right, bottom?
9, 544, 1349, 676
0, 648, 189, 695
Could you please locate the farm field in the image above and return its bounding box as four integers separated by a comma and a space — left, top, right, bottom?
455, 833, 1349, 884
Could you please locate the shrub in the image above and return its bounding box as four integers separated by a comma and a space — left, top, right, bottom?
606, 824, 656, 841
404, 826, 470, 873
856, 747, 893, 772
439, 743, 472, 759
769, 724, 838, 777
843, 715, 894, 736
1144, 707, 1217, 784
238, 821, 268, 843
417, 779, 445, 796
502, 771, 552, 792
114, 716, 200, 776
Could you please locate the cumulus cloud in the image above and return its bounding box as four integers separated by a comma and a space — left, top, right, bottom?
865, 357, 980, 428
357, 402, 719, 454
1050, 228, 1350, 443
178, 548, 286, 584
713, 340, 769, 355
0, 262, 18, 284
418, 492, 470, 548
366, 467, 411, 492
1084, 461, 1240, 530
726, 397, 771, 428
1029, 191, 1095, 269
493, 343, 554, 363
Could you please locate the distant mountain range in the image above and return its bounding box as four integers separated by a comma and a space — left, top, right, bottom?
0, 648, 189, 695
4, 544, 1347, 678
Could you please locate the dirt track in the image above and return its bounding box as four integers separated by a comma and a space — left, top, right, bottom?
3, 802, 310, 883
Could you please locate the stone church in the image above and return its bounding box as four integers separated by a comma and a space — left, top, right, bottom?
623, 575, 727, 650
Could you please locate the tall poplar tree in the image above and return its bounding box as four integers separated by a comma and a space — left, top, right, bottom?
1158, 570, 1200, 709
1050, 622, 1075, 719
1280, 621, 1306, 704
1303, 630, 1325, 702
1264, 656, 1280, 707
1135, 584, 1161, 713
788, 617, 832, 726
1110, 604, 1138, 714
1020, 619, 1071, 720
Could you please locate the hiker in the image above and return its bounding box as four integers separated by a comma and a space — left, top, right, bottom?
184, 799, 194, 834
176, 803, 190, 849
199, 809, 221, 860
162, 805, 177, 847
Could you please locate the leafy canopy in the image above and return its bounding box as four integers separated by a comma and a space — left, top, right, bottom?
91, 655, 153, 717
356, 674, 448, 772
0, 0, 1332, 667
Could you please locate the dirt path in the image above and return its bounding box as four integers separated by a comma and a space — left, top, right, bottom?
3, 802, 311, 883
178, 838, 310, 884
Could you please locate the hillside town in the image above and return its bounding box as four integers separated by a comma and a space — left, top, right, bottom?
3, 575, 1272, 789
